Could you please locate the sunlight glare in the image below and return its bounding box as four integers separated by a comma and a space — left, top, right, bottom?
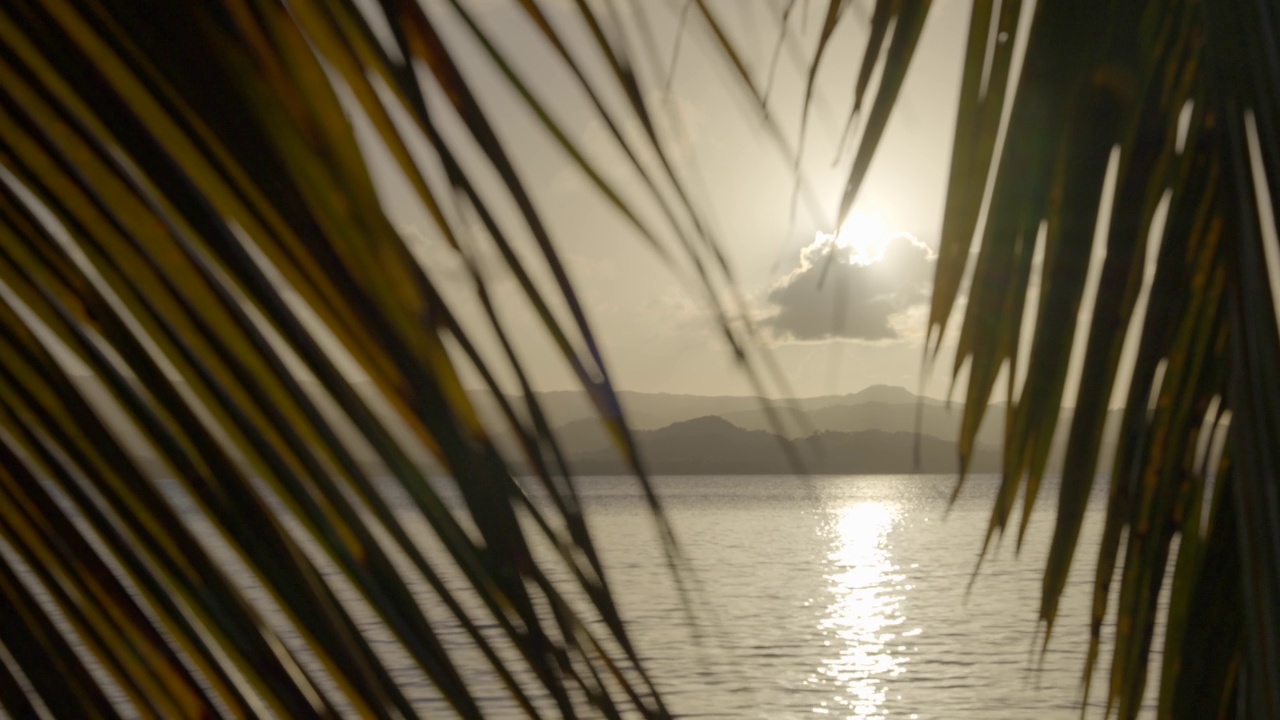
834, 210, 893, 266
812, 502, 909, 718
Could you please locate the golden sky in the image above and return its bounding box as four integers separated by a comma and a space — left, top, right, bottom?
365, 1, 983, 399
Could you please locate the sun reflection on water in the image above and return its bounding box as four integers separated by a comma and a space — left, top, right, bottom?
811, 502, 912, 718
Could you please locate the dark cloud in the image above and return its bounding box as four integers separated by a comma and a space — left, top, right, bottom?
762, 232, 936, 342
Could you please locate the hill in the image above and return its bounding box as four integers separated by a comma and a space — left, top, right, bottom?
76, 375, 1109, 478
569, 415, 1000, 476
516, 385, 1120, 475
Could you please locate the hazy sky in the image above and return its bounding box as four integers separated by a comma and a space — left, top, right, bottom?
370, 1, 978, 399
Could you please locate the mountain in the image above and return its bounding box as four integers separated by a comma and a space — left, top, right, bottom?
82, 375, 1109, 478
496, 385, 1121, 475
843, 383, 944, 405
720, 399, 969, 440
570, 415, 1000, 475
469, 384, 945, 431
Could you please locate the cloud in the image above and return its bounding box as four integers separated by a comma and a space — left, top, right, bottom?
761, 231, 936, 342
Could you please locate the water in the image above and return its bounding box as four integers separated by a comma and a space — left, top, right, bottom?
570, 474, 1152, 719
11, 474, 1163, 718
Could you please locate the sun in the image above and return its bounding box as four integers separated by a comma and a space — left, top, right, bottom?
834, 209, 893, 265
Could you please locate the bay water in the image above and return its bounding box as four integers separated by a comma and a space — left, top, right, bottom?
560, 474, 1154, 719
15, 473, 1165, 718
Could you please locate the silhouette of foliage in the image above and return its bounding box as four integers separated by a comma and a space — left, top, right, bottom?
1, 1, 1276, 718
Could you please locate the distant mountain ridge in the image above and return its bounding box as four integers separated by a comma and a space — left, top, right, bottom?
78, 376, 1112, 477
569, 416, 1000, 475
472, 383, 946, 432
474, 383, 1120, 476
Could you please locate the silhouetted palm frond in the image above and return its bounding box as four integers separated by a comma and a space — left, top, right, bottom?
826, 0, 1280, 716
0, 1, 762, 715
5, 0, 1276, 717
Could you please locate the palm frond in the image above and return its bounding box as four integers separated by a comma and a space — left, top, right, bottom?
835, 0, 1280, 716
5, 0, 1277, 717
0, 0, 759, 715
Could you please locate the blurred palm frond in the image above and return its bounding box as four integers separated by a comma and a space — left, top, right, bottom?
4, 0, 1278, 717
825, 0, 1280, 716
0, 0, 770, 716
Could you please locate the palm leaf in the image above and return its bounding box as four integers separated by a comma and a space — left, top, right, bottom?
0, 0, 758, 715
5, 1, 1278, 717
833, 0, 1280, 716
